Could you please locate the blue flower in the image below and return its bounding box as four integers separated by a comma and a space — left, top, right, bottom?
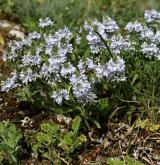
39, 17, 54, 28
144, 10, 160, 23
51, 89, 69, 105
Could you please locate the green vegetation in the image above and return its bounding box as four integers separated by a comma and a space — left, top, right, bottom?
0, 0, 160, 164
0, 0, 159, 29
0, 121, 22, 164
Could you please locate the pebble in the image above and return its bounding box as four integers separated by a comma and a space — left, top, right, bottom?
13, 25, 21, 30
0, 20, 12, 28
9, 29, 25, 39
0, 19, 25, 39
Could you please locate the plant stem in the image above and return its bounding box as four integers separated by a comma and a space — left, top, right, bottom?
94, 30, 113, 56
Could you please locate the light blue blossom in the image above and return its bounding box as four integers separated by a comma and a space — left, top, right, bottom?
32, 54, 41, 66
84, 21, 93, 31
45, 46, 53, 56
92, 19, 108, 39
57, 44, 73, 57
1, 71, 19, 91
144, 10, 160, 23
44, 33, 58, 47
31, 48, 42, 66
106, 56, 125, 77
78, 60, 86, 73
20, 68, 35, 84
70, 74, 96, 103
89, 17, 119, 36
40, 63, 50, 79
110, 34, 132, 54
20, 48, 42, 67
51, 89, 69, 105
21, 53, 32, 67
23, 32, 41, 46
140, 26, 154, 41
48, 58, 61, 73
39, 17, 54, 28
60, 62, 76, 77
95, 64, 104, 79
125, 21, 143, 33
86, 30, 102, 54
76, 35, 81, 45
44, 27, 72, 56
141, 42, 159, 57
7, 45, 18, 61
86, 58, 96, 70
54, 27, 72, 43
85, 17, 119, 54
95, 56, 125, 80
102, 17, 119, 33
28, 32, 41, 40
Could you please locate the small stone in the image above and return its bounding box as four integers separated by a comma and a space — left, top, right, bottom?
9, 29, 25, 39
13, 25, 21, 30
0, 20, 12, 29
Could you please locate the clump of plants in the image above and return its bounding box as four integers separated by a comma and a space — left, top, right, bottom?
1, 16, 126, 122
1, 9, 160, 164
30, 116, 86, 164
2, 9, 160, 107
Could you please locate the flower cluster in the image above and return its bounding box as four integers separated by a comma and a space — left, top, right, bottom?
144, 10, 160, 23
1, 17, 126, 106
84, 17, 119, 54
39, 17, 54, 28
124, 10, 160, 59
2, 9, 160, 106
84, 17, 136, 56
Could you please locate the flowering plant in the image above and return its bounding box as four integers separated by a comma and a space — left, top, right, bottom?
1, 10, 160, 114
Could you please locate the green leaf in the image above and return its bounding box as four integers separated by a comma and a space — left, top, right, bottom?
5, 124, 22, 149
93, 119, 101, 129
17, 86, 33, 102
41, 123, 59, 135
72, 116, 81, 133
131, 74, 139, 86
42, 151, 51, 160
84, 48, 91, 58
32, 143, 42, 158
63, 131, 74, 146
0, 121, 22, 164
78, 134, 87, 142
89, 118, 101, 129
0, 143, 17, 164
37, 132, 53, 145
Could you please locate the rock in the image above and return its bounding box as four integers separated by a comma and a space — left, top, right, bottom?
0, 19, 25, 39
13, 25, 21, 30
0, 20, 12, 29
9, 29, 25, 39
